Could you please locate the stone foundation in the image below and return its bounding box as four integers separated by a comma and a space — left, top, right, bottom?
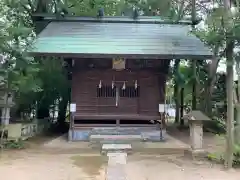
141, 129, 166, 141
69, 128, 166, 142
68, 129, 91, 141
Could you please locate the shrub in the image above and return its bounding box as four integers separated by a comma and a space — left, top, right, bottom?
2, 139, 25, 149
233, 144, 240, 166
207, 144, 240, 167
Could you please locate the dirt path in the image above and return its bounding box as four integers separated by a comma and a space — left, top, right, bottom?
0, 149, 240, 180
0, 132, 239, 180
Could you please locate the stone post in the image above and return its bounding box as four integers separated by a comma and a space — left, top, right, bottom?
189, 120, 204, 154
0, 94, 12, 126
1, 107, 10, 125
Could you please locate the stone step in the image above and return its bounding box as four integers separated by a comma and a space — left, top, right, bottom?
91, 127, 158, 136
91, 130, 141, 135
101, 144, 132, 154
90, 134, 142, 142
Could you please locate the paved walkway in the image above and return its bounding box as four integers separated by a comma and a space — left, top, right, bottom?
106, 152, 127, 180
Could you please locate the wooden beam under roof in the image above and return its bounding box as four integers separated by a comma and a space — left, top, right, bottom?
32, 13, 202, 25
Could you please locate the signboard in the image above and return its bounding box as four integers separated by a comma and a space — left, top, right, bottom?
112, 58, 125, 70
70, 103, 76, 112
159, 104, 165, 113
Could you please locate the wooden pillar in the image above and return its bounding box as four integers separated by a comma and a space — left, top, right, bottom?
116, 119, 120, 127
69, 103, 76, 141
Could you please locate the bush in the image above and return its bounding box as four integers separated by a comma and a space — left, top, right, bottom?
207, 152, 224, 164
2, 139, 25, 149
233, 144, 240, 166
207, 144, 240, 167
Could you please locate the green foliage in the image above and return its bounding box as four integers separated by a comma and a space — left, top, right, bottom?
0, 0, 72, 117
207, 152, 224, 163
208, 144, 240, 167
65, 0, 175, 16
2, 139, 25, 149
0, 0, 39, 103
0, 0, 195, 118
0, 0, 234, 128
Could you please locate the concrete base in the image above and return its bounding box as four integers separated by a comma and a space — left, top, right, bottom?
142, 129, 166, 141
185, 149, 207, 159
191, 149, 207, 156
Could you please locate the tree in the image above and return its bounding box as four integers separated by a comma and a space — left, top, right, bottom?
234, 56, 240, 144
0, 0, 70, 126
223, 0, 235, 169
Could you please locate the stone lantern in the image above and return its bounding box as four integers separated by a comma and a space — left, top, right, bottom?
183, 110, 210, 154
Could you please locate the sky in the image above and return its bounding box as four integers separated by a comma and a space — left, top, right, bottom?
217, 59, 238, 81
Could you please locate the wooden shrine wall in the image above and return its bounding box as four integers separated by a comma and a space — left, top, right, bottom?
71, 59, 169, 120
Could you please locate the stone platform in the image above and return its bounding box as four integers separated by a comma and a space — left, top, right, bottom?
43, 133, 189, 155
68, 127, 166, 141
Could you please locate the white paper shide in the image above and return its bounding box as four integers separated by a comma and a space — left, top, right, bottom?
70, 103, 76, 112
158, 104, 165, 113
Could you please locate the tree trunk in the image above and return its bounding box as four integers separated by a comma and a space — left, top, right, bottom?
174, 84, 180, 123
235, 61, 240, 144
225, 40, 234, 169
235, 105, 240, 144
223, 0, 234, 168
191, 0, 197, 110
192, 59, 197, 110
203, 47, 220, 116
173, 59, 181, 124
37, 103, 49, 119
57, 96, 69, 132
203, 79, 214, 116
180, 87, 184, 126
36, 0, 48, 13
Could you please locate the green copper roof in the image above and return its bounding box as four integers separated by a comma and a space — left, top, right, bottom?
30, 18, 213, 59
